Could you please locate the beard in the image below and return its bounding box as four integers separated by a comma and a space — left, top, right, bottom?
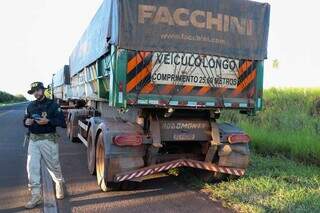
34, 93, 45, 100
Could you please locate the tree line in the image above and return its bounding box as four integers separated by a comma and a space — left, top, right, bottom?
0, 91, 27, 103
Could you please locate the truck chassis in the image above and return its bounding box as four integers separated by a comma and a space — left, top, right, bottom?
65, 103, 250, 191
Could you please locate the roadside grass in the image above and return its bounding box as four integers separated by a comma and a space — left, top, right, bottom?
0, 101, 27, 107
180, 153, 320, 213
240, 123, 320, 165
221, 88, 320, 165
0, 102, 12, 107
1, 102, 16, 106
179, 88, 320, 212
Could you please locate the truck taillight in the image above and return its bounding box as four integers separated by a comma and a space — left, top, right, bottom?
113, 134, 143, 147
228, 134, 250, 144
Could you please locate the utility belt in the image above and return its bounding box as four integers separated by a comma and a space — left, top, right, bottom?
29, 133, 58, 143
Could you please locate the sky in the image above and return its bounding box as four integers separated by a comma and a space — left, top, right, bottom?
0, 0, 319, 99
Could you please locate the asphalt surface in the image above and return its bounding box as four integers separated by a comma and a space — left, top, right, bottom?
0, 103, 41, 213
0, 102, 232, 213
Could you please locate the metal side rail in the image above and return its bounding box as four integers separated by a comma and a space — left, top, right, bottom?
114, 159, 245, 182
77, 120, 89, 147
77, 133, 88, 147
78, 120, 88, 132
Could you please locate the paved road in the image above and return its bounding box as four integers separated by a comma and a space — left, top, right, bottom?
0, 103, 231, 213
0, 103, 40, 213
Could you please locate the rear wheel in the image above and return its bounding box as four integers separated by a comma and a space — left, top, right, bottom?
67, 121, 78, 142
87, 129, 95, 175
96, 133, 109, 192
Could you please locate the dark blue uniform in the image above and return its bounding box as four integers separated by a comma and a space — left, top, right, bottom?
24, 97, 66, 134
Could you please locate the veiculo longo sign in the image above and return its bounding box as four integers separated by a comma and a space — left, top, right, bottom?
151, 52, 240, 88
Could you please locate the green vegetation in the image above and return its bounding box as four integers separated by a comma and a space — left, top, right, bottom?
0, 91, 27, 105
183, 154, 320, 213
181, 88, 320, 212
221, 88, 320, 165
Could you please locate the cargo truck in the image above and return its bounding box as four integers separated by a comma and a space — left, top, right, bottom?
52, 65, 70, 102
52, 0, 270, 191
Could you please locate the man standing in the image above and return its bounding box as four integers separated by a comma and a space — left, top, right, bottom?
24, 82, 66, 209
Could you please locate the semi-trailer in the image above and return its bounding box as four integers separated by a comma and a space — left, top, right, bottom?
52, 0, 270, 191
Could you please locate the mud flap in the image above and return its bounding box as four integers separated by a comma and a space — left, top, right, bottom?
146, 115, 162, 165
205, 121, 221, 162
218, 143, 250, 169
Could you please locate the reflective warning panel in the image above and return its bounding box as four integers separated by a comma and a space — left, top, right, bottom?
126, 50, 258, 101
151, 52, 239, 88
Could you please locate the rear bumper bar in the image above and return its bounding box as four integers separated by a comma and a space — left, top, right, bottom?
114, 159, 245, 182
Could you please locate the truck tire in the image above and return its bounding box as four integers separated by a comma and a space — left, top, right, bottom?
96, 133, 110, 191
67, 121, 78, 143
95, 133, 120, 191
66, 121, 72, 140
87, 129, 95, 175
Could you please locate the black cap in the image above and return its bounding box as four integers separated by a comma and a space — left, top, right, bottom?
28, 82, 46, 95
